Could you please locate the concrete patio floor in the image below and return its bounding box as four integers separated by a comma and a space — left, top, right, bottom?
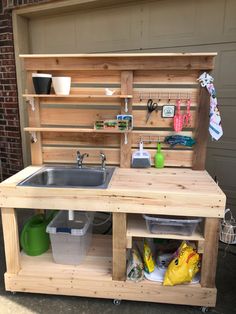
0, 212, 235, 314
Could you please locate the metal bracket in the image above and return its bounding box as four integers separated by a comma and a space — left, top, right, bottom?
124, 98, 128, 113
124, 133, 128, 145
30, 131, 37, 143
26, 96, 35, 111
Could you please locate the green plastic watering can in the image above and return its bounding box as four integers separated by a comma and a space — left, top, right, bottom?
20, 211, 56, 256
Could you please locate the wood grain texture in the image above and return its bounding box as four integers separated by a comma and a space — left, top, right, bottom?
120, 70, 133, 168
112, 213, 127, 281
201, 218, 220, 288
22, 55, 215, 71
4, 273, 217, 307
28, 98, 43, 165
41, 146, 193, 167
192, 86, 210, 170
0, 167, 226, 218
1, 208, 21, 274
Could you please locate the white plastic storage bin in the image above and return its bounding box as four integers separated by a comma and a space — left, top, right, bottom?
46, 211, 94, 265
143, 214, 202, 236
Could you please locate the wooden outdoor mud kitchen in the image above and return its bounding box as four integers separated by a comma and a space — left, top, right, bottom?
0, 53, 226, 309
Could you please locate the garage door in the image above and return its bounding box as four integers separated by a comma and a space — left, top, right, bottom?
27, 0, 236, 213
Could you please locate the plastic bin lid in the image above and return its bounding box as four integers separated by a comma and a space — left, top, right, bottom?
46, 211, 93, 236
143, 214, 202, 224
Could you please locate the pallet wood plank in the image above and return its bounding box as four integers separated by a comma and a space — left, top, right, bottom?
120, 70, 133, 168
201, 218, 220, 288
1, 208, 21, 274
27, 97, 43, 165
39, 107, 196, 129
192, 86, 210, 170
134, 70, 199, 84
22, 55, 215, 71
41, 146, 193, 167
112, 213, 127, 281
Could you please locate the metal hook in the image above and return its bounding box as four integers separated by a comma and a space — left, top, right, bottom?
124, 98, 128, 113
30, 131, 37, 143
26, 96, 35, 111
124, 133, 128, 145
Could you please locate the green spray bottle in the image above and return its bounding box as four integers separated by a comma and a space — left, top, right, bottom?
154, 142, 164, 168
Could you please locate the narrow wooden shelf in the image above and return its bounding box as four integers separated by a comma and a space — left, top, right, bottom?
24, 127, 132, 133
23, 94, 133, 99
127, 215, 204, 241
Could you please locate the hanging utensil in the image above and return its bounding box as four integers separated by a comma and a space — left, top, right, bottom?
146, 98, 158, 123
183, 97, 192, 126
173, 98, 184, 132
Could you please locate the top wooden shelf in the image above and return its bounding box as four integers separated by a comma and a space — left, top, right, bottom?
20, 53, 217, 71
23, 94, 133, 99
19, 53, 218, 58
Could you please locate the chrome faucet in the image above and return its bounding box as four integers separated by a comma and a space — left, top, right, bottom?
100, 152, 106, 170
77, 151, 89, 168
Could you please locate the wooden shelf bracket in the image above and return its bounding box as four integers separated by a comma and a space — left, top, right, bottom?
30, 131, 37, 143
26, 96, 35, 111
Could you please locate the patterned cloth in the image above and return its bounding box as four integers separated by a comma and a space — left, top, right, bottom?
198, 72, 223, 141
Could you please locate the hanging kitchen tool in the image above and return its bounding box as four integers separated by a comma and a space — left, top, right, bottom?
183, 97, 192, 126
146, 98, 158, 124
173, 98, 184, 132
132, 141, 151, 168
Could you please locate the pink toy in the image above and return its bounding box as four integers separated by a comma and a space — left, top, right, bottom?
173, 99, 184, 132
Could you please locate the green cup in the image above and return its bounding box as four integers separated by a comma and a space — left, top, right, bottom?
20, 213, 54, 256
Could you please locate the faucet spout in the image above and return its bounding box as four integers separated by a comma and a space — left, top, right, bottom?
100, 152, 106, 170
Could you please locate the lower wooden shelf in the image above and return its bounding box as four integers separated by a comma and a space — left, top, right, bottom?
127, 215, 205, 252
4, 234, 215, 306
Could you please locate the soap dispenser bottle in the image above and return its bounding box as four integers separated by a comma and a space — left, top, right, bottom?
154, 142, 164, 168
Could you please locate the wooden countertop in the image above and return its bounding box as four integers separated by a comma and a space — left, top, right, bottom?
0, 166, 226, 218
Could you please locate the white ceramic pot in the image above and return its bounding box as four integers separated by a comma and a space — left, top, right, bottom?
52, 77, 71, 95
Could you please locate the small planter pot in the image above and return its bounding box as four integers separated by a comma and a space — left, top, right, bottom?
52, 77, 71, 95
32, 73, 52, 94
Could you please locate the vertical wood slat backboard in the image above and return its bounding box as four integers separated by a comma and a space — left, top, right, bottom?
20, 53, 216, 170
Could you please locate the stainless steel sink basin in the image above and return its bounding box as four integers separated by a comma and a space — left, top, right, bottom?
18, 166, 115, 189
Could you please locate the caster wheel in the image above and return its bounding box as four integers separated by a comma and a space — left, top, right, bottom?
200, 307, 209, 313
113, 299, 121, 305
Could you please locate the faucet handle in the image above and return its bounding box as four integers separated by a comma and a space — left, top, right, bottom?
81, 153, 89, 160
100, 152, 106, 161
100, 152, 106, 170
76, 151, 89, 168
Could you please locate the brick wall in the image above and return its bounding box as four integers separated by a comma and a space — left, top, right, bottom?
0, 0, 51, 179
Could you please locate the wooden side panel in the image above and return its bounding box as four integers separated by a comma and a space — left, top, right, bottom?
28, 98, 43, 165
201, 218, 220, 288
120, 70, 133, 168
1, 208, 21, 274
112, 213, 127, 281
192, 87, 210, 170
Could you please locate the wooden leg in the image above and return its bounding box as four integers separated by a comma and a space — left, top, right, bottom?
112, 212, 127, 281
1, 208, 21, 274
201, 218, 220, 288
